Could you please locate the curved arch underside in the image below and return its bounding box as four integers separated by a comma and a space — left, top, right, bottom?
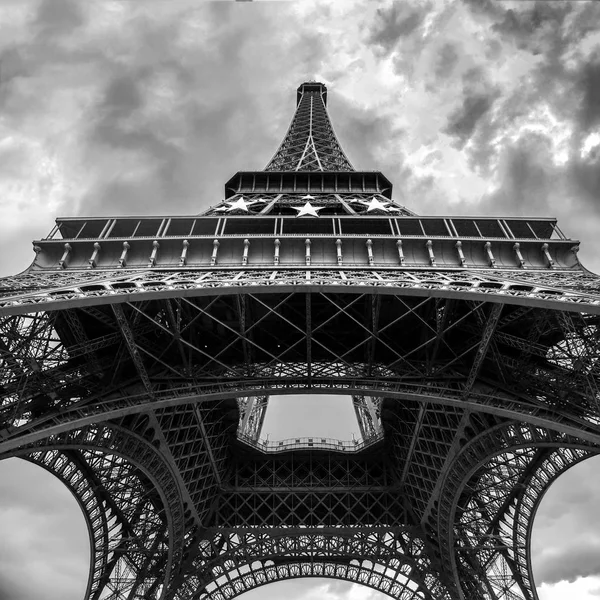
2, 280, 600, 599
192, 563, 427, 600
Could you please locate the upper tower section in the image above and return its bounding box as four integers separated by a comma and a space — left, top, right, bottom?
264, 81, 354, 172
31, 81, 580, 274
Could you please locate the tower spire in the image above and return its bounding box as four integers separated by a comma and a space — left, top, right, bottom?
265, 81, 354, 172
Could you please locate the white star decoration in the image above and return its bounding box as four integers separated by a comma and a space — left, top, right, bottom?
348, 196, 404, 213
226, 197, 257, 212
214, 196, 267, 213
292, 201, 324, 218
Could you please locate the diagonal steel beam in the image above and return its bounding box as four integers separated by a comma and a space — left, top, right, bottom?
112, 304, 153, 395
399, 403, 427, 486
427, 298, 454, 373
194, 406, 222, 487
463, 303, 503, 398
319, 294, 420, 374
178, 296, 292, 370
127, 301, 245, 378
306, 293, 312, 382
366, 295, 381, 376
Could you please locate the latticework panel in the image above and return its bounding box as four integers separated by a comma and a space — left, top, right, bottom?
9, 422, 187, 600
155, 402, 236, 527
2, 279, 600, 598
265, 88, 353, 172
173, 529, 451, 600
435, 421, 600, 599
5, 75, 600, 600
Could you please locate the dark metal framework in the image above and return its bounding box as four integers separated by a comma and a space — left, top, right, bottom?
1, 81, 600, 599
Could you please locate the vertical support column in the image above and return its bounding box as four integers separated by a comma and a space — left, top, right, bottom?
118, 242, 130, 268
306, 293, 312, 382
305, 238, 311, 266
455, 241, 466, 267
58, 243, 72, 269
484, 242, 496, 267
366, 239, 374, 266
426, 240, 436, 267
148, 240, 160, 267
273, 239, 280, 266
242, 239, 250, 266
239, 397, 256, 439
211, 239, 220, 266
513, 243, 525, 268
179, 240, 189, 267
541, 243, 555, 268
335, 239, 343, 266
88, 242, 101, 269
352, 395, 382, 439
396, 240, 405, 266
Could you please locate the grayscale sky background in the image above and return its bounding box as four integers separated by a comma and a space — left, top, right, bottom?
1, 0, 600, 599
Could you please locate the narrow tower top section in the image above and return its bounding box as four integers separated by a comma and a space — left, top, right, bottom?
296, 81, 327, 106
265, 81, 354, 172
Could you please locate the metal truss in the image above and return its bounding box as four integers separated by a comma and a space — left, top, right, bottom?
2, 268, 600, 316
1, 283, 600, 598
435, 421, 599, 600
175, 528, 451, 600
4, 79, 600, 600
7, 421, 187, 599
265, 83, 353, 172
237, 395, 268, 441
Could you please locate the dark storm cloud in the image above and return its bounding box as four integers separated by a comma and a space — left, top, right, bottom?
578, 59, 600, 130
334, 101, 405, 170
69, 3, 285, 216
34, 0, 85, 37
482, 132, 556, 214
445, 93, 496, 147
490, 3, 571, 47
434, 43, 460, 79
567, 151, 600, 209
365, 2, 430, 55
443, 65, 499, 155
0, 46, 28, 87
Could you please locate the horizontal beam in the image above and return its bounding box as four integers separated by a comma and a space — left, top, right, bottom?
4, 378, 600, 454
1, 269, 599, 316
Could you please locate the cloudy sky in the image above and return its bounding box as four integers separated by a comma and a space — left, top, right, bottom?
1, 0, 600, 598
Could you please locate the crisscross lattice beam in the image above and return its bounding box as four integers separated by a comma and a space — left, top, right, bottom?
265, 83, 354, 172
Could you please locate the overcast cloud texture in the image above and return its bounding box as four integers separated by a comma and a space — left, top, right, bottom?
1, 0, 600, 599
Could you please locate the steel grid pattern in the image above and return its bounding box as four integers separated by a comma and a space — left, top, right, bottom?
174, 529, 451, 600
9, 422, 187, 599
1, 268, 600, 316
2, 81, 600, 600
265, 85, 353, 172
435, 421, 600, 600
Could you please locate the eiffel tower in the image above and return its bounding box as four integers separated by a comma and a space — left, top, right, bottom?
1, 81, 600, 600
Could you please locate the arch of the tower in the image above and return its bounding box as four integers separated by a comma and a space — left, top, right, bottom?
432, 421, 600, 600
186, 560, 434, 600
163, 522, 452, 600
5, 423, 600, 600
2, 283, 600, 600
2, 283, 600, 441
3, 421, 187, 600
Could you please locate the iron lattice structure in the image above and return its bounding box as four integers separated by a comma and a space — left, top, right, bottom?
1, 81, 600, 599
